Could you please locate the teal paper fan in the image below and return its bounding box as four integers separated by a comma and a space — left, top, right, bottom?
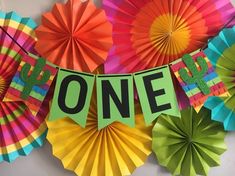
204, 26, 235, 131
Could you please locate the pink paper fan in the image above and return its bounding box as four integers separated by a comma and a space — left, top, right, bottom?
103, 0, 235, 74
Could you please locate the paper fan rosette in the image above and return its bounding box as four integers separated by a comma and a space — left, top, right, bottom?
0, 10, 37, 98
0, 98, 50, 163
152, 107, 226, 176
0, 11, 37, 54
103, 0, 235, 73
204, 26, 235, 131
47, 92, 152, 176
35, 0, 113, 72
0, 12, 49, 162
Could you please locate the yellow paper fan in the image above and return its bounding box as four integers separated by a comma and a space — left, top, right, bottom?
47, 95, 152, 176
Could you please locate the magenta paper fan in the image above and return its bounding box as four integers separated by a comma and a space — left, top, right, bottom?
103, 0, 235, 74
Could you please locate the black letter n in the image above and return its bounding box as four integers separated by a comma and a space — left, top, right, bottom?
102, 80, 130, 119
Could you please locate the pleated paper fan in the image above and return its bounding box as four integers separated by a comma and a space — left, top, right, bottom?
152, 107, 226, 176
47, 93, 152, 176
35, 0, 113, 72
0, 11, 50, 162
0, 56, 51, 162
0, 47, 19, 100
204, 26, 235, 131
0, 10, 37, 98
0, 49, 50, 163
0, 99, 49, 163
0, 11, 37, 53
103, 0, 235, 74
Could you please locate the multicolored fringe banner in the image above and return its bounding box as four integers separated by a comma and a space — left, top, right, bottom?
3, 50, 229, 129
170, 51, 229, 112
4, 53, 57, 116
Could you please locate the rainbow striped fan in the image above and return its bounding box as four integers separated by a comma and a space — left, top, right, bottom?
0, 11, 37, 53
103, 0, 235, 74
0, 11, 49, 162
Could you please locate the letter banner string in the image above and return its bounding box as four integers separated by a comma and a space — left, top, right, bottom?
0, 22, 230, 129
3, 50, 229, 129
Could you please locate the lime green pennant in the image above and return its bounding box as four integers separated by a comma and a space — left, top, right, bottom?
134, 65, 180, 125
49, 69, 95, 128
96, 74, 135, 129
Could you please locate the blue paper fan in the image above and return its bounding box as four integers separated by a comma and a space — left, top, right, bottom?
204, 26, 235, 131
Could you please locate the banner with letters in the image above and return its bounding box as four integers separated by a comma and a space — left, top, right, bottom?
3, 50, 230, 129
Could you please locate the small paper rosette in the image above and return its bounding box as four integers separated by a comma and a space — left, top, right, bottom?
204, 26, 235, 131
152, 107, 226, 176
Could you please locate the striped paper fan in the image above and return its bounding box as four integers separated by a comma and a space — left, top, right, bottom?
0, 11, 49, 162
103, 0, 235, 74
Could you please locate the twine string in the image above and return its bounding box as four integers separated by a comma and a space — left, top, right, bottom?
0, 26, 28, 54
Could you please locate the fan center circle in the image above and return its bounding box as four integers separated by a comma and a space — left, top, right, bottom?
149, 14, 190, 56
0, 76, 6, 99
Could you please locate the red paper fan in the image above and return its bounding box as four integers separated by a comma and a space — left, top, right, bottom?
35, 0, 113, 72
103, 0, 235, 73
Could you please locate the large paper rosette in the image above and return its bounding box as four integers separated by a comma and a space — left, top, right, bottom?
0, 11, 49, 163
35, 0, 113, 72
47, 92, 152, 176
152, 107, 226, 176
204, 26, 235, 131
103, 0, 235, 74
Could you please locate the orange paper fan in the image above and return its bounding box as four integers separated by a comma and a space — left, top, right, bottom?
35, 0, 113, 72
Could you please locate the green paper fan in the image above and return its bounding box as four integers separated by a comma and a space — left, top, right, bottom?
152, 107, 226, 176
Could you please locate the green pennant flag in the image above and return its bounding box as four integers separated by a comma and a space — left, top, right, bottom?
49, 69, 95, 127
134, 65, 180, 125
96, 74, 135, 129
